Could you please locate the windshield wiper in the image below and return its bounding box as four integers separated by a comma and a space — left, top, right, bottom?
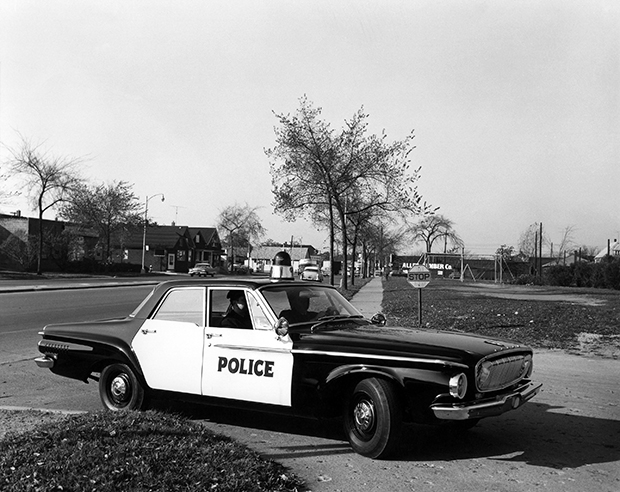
311, 314, 365, 332
316, 314, 364, 322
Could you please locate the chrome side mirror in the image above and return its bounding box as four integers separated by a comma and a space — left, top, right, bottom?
370, 312, 387, 326
275, 317, 290, 338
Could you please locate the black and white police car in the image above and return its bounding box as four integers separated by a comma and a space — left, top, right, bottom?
35, 251, 541, 458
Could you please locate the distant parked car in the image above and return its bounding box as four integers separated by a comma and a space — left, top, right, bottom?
300, 265, 323, 282
189, 262, 216, 277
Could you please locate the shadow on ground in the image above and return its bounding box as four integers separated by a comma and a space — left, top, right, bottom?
151, 399, 619, 467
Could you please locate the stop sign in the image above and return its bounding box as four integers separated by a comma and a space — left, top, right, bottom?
407, 265, 431, 288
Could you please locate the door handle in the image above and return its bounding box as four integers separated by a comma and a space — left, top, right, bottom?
141, 328, 157, 334
206, 333, 223, 339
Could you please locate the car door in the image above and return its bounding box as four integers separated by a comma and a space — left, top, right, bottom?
132, 287, 205, 395
202, 288, 294, 406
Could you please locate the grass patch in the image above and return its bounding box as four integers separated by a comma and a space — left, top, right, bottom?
0, 410, 304, 492
382, 277, 620, 351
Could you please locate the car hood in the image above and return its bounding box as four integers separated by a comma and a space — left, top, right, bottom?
293, 322, 531, 365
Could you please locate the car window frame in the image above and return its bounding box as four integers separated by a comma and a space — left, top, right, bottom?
149, 286, 206, 326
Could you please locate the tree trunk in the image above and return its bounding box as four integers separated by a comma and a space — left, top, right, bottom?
339, 207, 348, 290
37, 211, 43, 275
328, 195, 335, 285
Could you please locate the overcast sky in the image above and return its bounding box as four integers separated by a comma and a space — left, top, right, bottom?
1, 0, 618, 255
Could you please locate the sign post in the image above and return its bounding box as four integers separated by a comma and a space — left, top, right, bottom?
407, 265, 431, 326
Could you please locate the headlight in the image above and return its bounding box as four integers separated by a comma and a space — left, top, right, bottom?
449, 373, 468, 399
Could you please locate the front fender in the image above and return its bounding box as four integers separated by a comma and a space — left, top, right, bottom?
325, 363, 454, 392
321, 363, 462, 422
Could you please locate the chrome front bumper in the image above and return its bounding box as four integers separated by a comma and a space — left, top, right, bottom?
430, 380, 542, 421
35, 356, 55, 369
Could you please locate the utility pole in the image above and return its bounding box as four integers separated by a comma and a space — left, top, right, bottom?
539, 222, 543, 277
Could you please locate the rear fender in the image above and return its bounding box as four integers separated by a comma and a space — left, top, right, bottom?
40, 337, 144, 385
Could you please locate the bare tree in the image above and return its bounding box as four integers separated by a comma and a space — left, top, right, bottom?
0, 231, 37, 271
409, 214, 463, 259
5, 136, 83, 274
217, 203, 266, 272
0, 162, 19, 206
268, 96, 431, 288
518, 223, 549, 258
554, 225, 575, 259
60, 181, 142, 264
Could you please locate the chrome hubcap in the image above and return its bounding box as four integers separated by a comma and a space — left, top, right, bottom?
110, 375, 129, 403
353, 399, 375, 433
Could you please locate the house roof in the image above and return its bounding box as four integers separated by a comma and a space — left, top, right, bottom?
595, 241, 620, 259
124, 225, 194, 249
188, 227, 219, 246
251, 245, 317, 261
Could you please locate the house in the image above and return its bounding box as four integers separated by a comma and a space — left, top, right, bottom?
249, 244, 320, 273
595, 240, 620, 262
122, 225, 224, 273
0, 212, 99, 271
189, 227, 223, 266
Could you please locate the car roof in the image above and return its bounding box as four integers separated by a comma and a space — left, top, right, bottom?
133, 277, 337, 318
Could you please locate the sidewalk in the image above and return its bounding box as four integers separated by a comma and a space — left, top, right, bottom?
349, 276, 383, 317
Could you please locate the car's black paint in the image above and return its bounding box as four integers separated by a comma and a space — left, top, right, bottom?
36, 276, 541, 458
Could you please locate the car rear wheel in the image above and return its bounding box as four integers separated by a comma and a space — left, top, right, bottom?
99, 363, 146, 411
343, 378, 402, 459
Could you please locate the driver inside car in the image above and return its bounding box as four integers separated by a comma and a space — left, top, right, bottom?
221, 290, 253, 329
279, 289, 318, 324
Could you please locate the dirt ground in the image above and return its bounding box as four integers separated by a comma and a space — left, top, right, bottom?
451, 282, 620, 359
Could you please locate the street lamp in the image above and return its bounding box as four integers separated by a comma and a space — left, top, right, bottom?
141, 193, 165, 273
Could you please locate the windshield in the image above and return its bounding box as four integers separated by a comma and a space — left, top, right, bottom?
260, 284, 362, 325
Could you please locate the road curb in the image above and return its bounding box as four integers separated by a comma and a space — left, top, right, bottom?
0, 281, 161, 294
0, 405, 87, 415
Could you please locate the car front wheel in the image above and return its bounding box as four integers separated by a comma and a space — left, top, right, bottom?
343, 378, 402, 459
99, 363, 146, 411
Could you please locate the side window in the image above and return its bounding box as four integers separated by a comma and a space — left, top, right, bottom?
152, 288, 205, 325
209, 290, 230, 327
209, 289, 254, 330
247, 292, 272, 330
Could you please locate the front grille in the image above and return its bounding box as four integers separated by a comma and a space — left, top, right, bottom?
476, 354, 530, 392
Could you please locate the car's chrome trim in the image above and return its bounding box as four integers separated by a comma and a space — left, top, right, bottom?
475, 351, 533, 392
213, 344, 291, 354
430, 380, 542, 420
291, 349, 469, 369
38, 340, 94, 352
35, 356, 55, 369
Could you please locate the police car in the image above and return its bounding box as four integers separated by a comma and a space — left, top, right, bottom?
35, 252, 541, 459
